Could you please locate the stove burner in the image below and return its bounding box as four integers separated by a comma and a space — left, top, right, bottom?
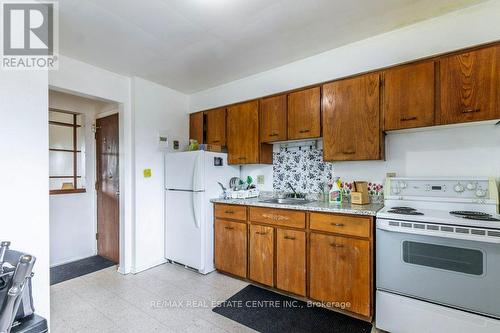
450, 211, 492, 217
462, 216, 500, 222
387, 209, 424, 215
390, 207, 416, 211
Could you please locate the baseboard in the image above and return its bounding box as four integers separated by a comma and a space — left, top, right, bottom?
50, 252, 97, 267
131, 258, 167, 274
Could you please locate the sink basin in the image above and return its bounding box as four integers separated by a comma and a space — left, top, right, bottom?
259, 198, 314, 205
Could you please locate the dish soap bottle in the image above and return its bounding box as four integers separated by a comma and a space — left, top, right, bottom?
329, 176, 342, 204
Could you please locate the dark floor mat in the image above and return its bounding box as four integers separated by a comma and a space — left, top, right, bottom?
50, 256, 115, 285
213, 285, 372, 333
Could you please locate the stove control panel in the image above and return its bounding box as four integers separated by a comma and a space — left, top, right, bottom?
385, 177, 498, 202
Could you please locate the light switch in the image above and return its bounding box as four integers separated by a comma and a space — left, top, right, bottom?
143, 169, 152, 178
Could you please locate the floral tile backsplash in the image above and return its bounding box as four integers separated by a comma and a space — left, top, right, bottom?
272, 147, 384, 199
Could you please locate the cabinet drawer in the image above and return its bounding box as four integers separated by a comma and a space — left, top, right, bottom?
310, 213, 371, 238
215, 204, 247, 221
249, 207, 305, 228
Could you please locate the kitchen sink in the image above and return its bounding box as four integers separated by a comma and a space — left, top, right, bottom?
259, 198, 314, 205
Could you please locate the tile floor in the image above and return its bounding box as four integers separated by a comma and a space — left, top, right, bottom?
50, 263, 381, 332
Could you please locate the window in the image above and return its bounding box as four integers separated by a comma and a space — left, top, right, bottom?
49, 109, 86, 194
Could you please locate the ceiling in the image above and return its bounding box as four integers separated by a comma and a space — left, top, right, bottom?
58, 0, 484, 93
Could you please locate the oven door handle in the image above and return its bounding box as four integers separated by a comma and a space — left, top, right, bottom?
376, 221, 500, 244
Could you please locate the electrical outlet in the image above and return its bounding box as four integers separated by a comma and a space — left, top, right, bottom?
257, 175, 265, 185
386, 172, 396, 178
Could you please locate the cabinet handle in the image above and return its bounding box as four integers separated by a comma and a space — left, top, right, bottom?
262, 213, 289, 221
212, 140, 220, 143
224, 210, 234, 214
330, 223, 345, 227
299, 129, 310, 133
400, 116, 417, 121
269, 133, 279, 137
238, 157, 247, 160
330, 243, 344, 248
255, 231, 268, 235
342, 150, 356, 155
284, 235, 296, 240
224, 226, 234, 230
462, 108, 480, 114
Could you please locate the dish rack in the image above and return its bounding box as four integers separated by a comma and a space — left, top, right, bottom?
226, 189, 260, 199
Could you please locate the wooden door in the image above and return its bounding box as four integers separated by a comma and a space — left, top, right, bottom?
439, 45, 500, 124
322, 74, 382, 161
189, 112, 204, 143
227, 101, 260, 164
249, 224, 274, 286
260, 94, 287, 142
96, 114, 119, 263
384, 62, 435, 130
276, 228, 306, 296
287, 87, 321, 140
309, 233, 371, 317
205, 108, 226, 145
214, 219, 247, 278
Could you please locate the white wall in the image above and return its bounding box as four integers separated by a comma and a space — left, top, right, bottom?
0, 71, 50, 320
190, 0, 500, 186
131, 77, 189, 272
49, 56, 134, 273
49, 91, 116, 266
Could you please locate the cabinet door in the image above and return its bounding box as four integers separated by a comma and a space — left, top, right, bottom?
227, 101, 260, 164
249, 224, 274, 286
205, 108, 226, 145
384, 62, 435, 130
440, 45, 500, 124
309, 233, 371, 317
276, 229, 306, 296
189, 112, 204, 143
214, 219, 247, 278
287, 87, 321, 140
322, 74, 382, 161
260, 94, 287, 143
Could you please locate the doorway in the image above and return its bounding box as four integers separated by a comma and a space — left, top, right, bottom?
96, 113, 120, 263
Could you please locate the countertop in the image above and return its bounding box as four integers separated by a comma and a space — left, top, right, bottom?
210, 197, 383, 216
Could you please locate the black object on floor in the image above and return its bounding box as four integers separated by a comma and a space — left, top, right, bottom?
50, 256, 115, 285
213, 285, 372, 333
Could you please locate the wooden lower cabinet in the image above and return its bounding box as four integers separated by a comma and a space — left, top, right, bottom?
309, 232, 371, 317
249, 224, 274, 286
276, 228, 306, 296
214, 219, 247, 278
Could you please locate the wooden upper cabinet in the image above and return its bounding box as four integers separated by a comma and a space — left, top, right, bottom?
227, 101, 260, 164
205, 108, 226, 146
322, 74, 382, 161
260, 94, 287, 143
439, 45, 500, 125
189, 112, 204, 143
384, 62, 435, 130
287, 87, 321, 140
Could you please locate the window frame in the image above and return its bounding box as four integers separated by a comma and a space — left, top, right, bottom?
49, 108, 86, 195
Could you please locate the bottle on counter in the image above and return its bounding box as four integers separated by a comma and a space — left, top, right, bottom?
329, 176, 342, 204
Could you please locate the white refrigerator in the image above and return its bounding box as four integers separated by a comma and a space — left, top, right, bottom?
164, 151, 239, 274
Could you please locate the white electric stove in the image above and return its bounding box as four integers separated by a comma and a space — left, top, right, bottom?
375, 177, 500, 333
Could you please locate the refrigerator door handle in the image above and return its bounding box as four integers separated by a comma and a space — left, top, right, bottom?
193, 152, 203, 192
193, 192, 201, 229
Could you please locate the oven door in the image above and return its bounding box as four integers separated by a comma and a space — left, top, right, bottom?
376, 219, 500, 318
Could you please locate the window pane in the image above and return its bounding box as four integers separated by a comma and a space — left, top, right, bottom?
49, 124, 73, 150
49, 151, 74, 176
76, 114, 83, 126
50, 178, 75, 191
402, 241, 483, 275
49, 111, 74, 124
